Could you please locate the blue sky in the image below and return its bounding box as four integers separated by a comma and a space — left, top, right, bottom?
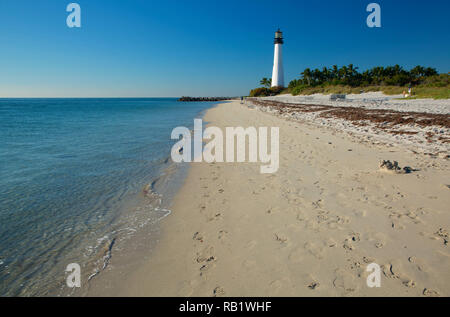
0, 0, 449, 97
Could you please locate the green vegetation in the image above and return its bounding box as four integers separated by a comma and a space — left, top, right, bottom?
251, 65, 450, 99
259, 77, 272, 88
249, 86, 284, 97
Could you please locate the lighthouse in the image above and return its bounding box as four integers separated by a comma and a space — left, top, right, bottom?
271, 29, 284, 88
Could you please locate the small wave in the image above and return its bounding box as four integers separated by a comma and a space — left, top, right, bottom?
87, 238, 116, 281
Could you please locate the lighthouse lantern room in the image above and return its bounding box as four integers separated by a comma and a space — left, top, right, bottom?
271, 29, 284, 88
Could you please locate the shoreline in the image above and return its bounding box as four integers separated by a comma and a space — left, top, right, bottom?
82, 103, 218, 296
0, 98, 219, 296
89, 100, 449, 296
61, 140, 189, 297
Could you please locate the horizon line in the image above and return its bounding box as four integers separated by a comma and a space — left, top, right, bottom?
0, 96, 238, 99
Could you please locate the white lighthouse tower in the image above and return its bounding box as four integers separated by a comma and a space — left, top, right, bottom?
271, 29, 284, 88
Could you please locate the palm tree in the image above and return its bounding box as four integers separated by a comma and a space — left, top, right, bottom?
348, 64, 359, 76
340, 65, 348, 83
322, 67, 330, 82
313, 68, 323, 85
347, 64, 359, 85
410, 65, 426, 79
371, 66, 384, 84
424, 67, 438, 77
260, 78, 272, 88
301, 68, 312, 86
332, 65, 339, 80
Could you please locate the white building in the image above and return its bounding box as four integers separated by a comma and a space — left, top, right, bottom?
271, 29, 284, 88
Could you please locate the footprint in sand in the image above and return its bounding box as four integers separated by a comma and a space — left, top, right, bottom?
301, 273, 320, 290
434, 228, 449, 246
327, 214, 351, 227
199, 262, 216, 276
296, 211, 306, 222
274, 233, 289, 245
343, 232, 360, 251
193, 232, 204, 242
350, 232, 361, 242
390, 210, 422, 227
381, 261, 416, 288
246, 240, 257, 250
362, 256, 376, 264
218, 230, 228, 241
381, 263, 399, 279
269, 280, 284, 294
327, 221, 339, 230
307, 281, 320, 290
348, 258, 363, 272
343, 239, 355, 251
326, 238, 337, 248
332, 269, 357, 294
421, 230, 445, 244
369, 232, 387, 249
423, 288, 440, 297
381, 260, 414, 288
196, 246, 215, 264
405, 211, 423, 224
316, 210, 329, 224
402, 279, 416, 288
416, 207, 430, 216
206, 212, 223, 222
213, 286, 225, 297
391, 219, 405, 230
408, 256, 428, 272
311, 199, 323, 209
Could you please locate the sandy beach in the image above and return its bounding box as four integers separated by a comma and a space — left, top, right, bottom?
90, 97, 449, 297
3, 1, 450, 301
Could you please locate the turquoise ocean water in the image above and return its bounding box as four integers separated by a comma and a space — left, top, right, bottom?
0, 98, 215, 296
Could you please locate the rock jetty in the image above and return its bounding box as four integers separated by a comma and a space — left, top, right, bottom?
178, 96, 237, 102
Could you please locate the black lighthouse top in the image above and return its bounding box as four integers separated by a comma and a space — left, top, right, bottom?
274, 29, 284, 44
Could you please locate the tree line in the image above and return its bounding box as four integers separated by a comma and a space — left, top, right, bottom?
288, 64, 439, 89
250, 64, 448, 98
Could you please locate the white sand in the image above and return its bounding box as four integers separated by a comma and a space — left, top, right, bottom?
264, 92, 450, 114
88, 101, 449, 297
252, 94, 450, 157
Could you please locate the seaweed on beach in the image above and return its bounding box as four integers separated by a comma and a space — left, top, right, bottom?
248, 99, 450, 129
